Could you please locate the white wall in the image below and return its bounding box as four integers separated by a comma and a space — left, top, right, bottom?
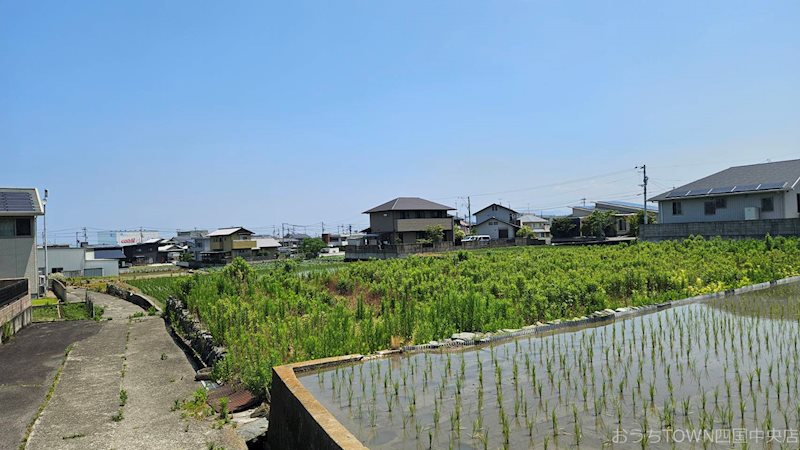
472, 220, 517, 240
474, 205, 517, 225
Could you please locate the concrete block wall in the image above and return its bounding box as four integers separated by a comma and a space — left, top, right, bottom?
0, 295, 31, 344
641, 218, 800, 242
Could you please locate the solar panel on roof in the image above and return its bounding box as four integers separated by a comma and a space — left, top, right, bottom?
732, 184, 760, 193
709, 186, 734, 194
0, 192, 35, 212
686, 189, 711, 197
757, 182, 787, 191
666, 190, 689, 198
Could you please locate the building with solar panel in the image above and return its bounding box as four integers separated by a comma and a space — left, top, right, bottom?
644, 159, 800, 240
0, 188, 44, 292
0, 188, 44, 342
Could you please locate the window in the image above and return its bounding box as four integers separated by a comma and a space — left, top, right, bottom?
761, 197, 774, 212
797, 194, 799, 213
498, 229, 509, 239
415, 211, 424, 219
491, 205, 497, 211
704, 201, 716, 215
618, 219, 627, 231
672, 201, 682, 215
0, 219, 13, 237
51, 267, 63, 274
714, 198, 726, 209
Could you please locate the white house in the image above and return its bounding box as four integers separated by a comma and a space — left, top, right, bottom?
472, 203, 520, 240
517, 214, 551, 239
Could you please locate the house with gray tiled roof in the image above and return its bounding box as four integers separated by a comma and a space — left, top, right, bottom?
363, 197, 455, 244
650, 159, 800, 224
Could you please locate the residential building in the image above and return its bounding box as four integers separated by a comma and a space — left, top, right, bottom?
174, 230, 210, 262
472, 203, 520, 240
363, 197, 455, 244
254, 237, 282, 259
123, 238, 163, 265
650, 159, 800, 223
203, 227, 256, 263
517, 214, 552, 239
571, 200, 656, 236
0, 188, 43, 298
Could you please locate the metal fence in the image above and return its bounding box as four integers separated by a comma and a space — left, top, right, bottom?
0, 279, 28, 309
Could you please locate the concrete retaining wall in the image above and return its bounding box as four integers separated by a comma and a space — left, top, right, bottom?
265, 355, 368, 450
0, 295, 31, 344
106, 284, 161, 312
52, 279, 68, 302
641, 218, 800, 242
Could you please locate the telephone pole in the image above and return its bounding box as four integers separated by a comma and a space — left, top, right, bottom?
467, 196, 472, 228
636, 165, 649, 224
42, 189, 49, 289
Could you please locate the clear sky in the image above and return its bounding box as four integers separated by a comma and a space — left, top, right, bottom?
2, 1, 798, 242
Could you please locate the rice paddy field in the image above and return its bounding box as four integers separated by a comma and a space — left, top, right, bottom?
126, 237, 800, 400
302, 283, 800, 449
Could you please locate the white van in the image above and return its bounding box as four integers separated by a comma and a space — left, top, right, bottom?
463, 235, 491, 243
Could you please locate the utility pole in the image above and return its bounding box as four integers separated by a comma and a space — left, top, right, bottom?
467, 196, 472, 227
83, 227, 88, 245
321, 221, 325, 234
42, 189, 49, 291
581, 198, 587, 207
636, 165, 649, 224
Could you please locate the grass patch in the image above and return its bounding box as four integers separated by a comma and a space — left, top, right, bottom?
31, 303, 104, 322
31, 297, 58, 306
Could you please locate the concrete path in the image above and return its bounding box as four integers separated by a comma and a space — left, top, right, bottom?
21, 291, 244, 450
0, 322, 102, 450
67, 287, 143, 320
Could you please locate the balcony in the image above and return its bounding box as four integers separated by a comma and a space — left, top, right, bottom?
232, 240, 257, 250
395, 218, 453, 233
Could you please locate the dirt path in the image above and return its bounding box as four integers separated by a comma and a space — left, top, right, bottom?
24, 291, 244, 450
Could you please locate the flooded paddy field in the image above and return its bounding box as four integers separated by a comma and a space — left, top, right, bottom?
300, 283, 800, 449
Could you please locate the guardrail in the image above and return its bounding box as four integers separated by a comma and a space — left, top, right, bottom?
0, 279, 28, 309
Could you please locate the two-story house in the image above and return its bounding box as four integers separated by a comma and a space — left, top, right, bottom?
472, 203, 520, 240
203, 227, 256, 263
363, 197, 455, 244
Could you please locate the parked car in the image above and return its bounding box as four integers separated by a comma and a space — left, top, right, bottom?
462, 235, 490, 243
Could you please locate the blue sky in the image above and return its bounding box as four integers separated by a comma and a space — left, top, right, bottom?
2, 1, 798, 242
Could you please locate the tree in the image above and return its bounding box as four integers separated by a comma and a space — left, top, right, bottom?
300, 238, 326, 259
627, 210, 658, 237
424, 225, 445, 243
516, 226, 535, 239
580, 210, 616, 238
551, 217, 577, 238
179, 251, 194, 262
454, 227, 466, 241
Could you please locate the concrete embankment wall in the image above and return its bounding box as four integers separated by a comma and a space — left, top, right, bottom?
106, 284, 161, 312
265, 355, 368, 450
51, 279, 68, 302
164, 297, 225, 368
